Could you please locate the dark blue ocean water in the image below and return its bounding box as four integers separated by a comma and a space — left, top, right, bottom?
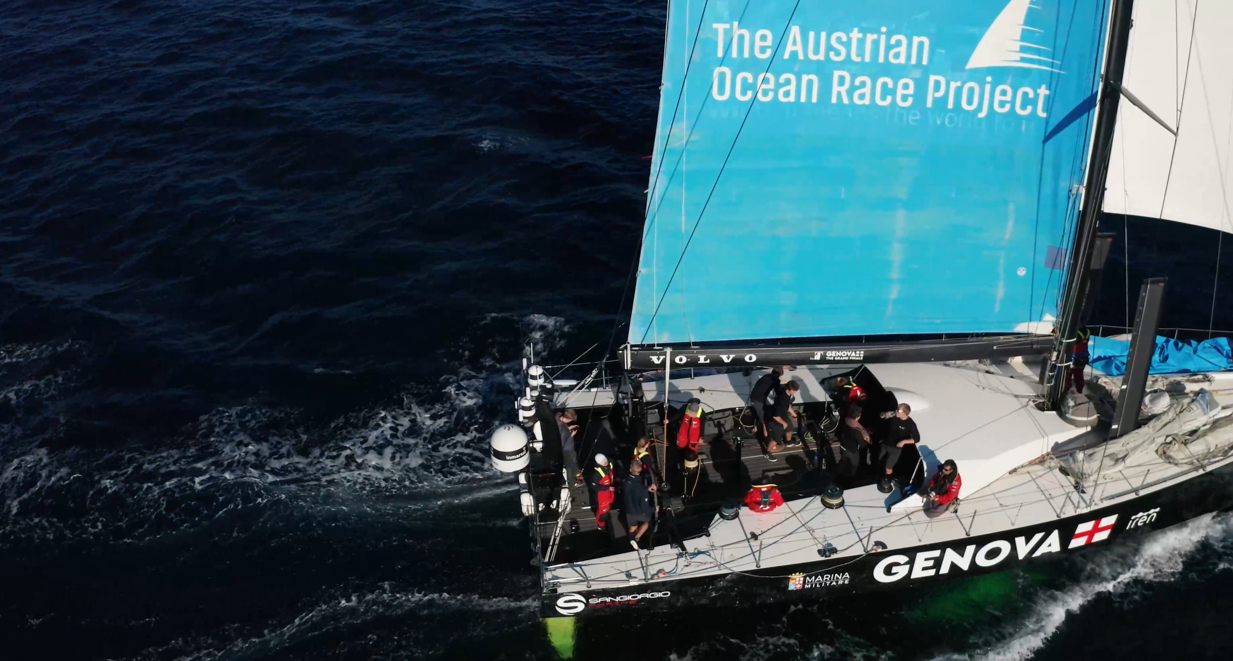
2, 1, 1232, 660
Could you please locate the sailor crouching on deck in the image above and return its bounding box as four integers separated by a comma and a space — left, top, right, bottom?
589, 454, 615, 530
624, 461, 657, 551
924, 459, 962, 512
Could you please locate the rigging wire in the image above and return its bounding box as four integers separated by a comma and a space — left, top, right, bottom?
1116, 14, 1137, 330
1028, 0, 1109, 335
1210, 1, 1233, 336
612, 1, 740, 356
1124, 214, 1131, 329
643, 0, 715, 219
635, 1, 754, 345
640, 0, 753, 242
637, 0, 807, 344
1047, 0, 1132, 406
601, 1, 715, 362
550, 342, 599, 381
1149, 0, 1200, 334
1156, 0, 1200, 221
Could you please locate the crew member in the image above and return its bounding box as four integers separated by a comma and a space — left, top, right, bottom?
839, 405, 870, 477
834, 375, 866, 402
880, 404, 919, 480
925, 459, 962, 512
623, 461, 657, 551
743, 483, 785, 512
1068, 326, 1092, 394
748, 366, 787, 443
676, 400, 705, 452
558, 409, 581, 485
632, 436, 655, 478
767, 380, 801, 450
588, 453, 615, 530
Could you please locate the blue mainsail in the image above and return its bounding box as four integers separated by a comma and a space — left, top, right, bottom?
630, 0, 1110, 346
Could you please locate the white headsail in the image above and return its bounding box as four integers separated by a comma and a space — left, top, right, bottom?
1104, 1, 1233, 235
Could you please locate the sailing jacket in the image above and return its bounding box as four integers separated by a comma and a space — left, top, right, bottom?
1074, 328, 1091, 361
677, 403, 704, 451
769, 385, 795, 426
744, 484, 785, 512
623, 473, 655, 520
749, 373, 778, 409
886, 417, 920, 447
589, 466, 613, 492
928, 472, 962, 506
840, 418, 868, 452
633, 447, 656, 477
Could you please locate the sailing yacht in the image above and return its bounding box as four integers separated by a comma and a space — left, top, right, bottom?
490, 0, 1233, 621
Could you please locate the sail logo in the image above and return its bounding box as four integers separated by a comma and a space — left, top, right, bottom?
788, 572, 850, 590
703, 2, 1069, 119
967, 0, 1064, 73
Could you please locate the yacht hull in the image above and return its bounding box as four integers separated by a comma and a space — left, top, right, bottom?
541, 460, 1233, 618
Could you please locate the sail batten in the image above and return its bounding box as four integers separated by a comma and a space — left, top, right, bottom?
630, 0, 1111, 347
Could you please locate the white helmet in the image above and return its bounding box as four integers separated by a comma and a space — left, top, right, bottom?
594, 453, 609, 466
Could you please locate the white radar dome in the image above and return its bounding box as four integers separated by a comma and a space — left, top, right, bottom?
527, 364, 546, 388
490, 424, 530, 473
517, 396, 536, 422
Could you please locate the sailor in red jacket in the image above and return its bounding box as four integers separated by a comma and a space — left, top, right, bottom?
588, 453, 614, 530
926, 459, 962, 512
744, 484, 785, 512
834, 376, 866, 402
676, 400, 704, 452
1068, 326, 1092, 394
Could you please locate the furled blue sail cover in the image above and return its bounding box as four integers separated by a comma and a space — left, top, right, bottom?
630, 0, 1109, 345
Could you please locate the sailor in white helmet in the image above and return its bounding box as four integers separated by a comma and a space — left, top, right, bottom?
587, 453, 614, 530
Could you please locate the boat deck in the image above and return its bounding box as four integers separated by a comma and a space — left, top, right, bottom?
538, 361, 1233, 594
537, 425, 825, 539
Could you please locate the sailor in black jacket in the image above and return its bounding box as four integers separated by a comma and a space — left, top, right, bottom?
880, 403, 919, 480
748, 366, 786, 449
839, 404, 869, 477
624, 461, 657, 551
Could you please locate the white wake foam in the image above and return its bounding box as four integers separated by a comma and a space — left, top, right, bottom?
124, 587, 538, 661
0, 314, 569, 544
955, 513, 1233, 661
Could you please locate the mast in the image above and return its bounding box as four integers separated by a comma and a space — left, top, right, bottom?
1044, 0, 1137, 409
